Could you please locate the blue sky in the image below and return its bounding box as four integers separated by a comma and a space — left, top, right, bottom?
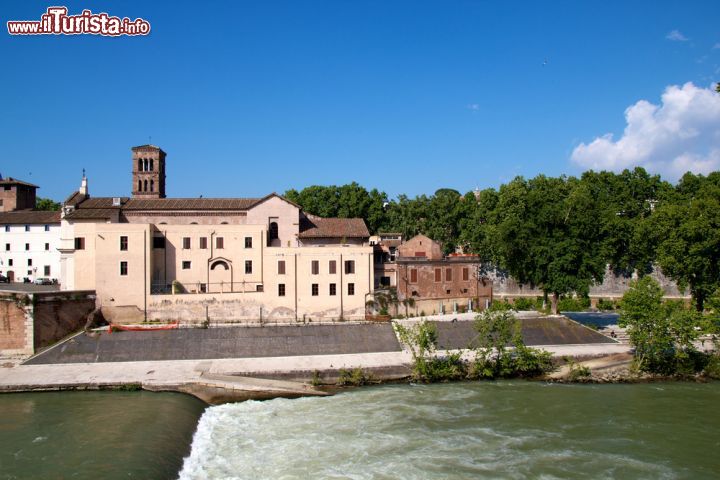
2, 1, 719, 201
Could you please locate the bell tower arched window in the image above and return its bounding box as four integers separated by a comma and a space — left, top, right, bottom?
150, 179, 154, 192
144, 179, 148, 192
150, 159, 154, 171
138, 179, 142, 192
138, 159, 143, 172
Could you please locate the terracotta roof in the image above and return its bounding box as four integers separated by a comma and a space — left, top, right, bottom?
0, 210, 60, 225
122, 198, 259, 210
64, 208, 117, 220
63, 190, 87, 207
0, 177, 38, 188
299, 215, 370, 239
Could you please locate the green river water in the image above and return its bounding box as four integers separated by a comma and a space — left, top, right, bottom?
1, 382, 719, 479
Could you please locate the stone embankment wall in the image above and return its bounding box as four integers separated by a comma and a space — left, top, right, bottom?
490, 266, 687, 301
0, 290, 95, 356
144, 294, 366, 325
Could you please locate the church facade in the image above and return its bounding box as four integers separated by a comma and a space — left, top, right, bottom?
60, 145, 373, 323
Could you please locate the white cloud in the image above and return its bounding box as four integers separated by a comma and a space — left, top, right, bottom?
666, 29, 689, 42
466, 103, 480, 111
570, 82, 720, 180
713, 42, 720, 49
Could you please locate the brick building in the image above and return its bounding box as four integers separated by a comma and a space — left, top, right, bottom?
394, 234, 492, 314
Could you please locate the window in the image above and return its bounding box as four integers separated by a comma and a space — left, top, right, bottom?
329, 260, 336, 274
312, 284, 319, 296
329, 283, 337, 296
199, 237, 208, 249
244, 237, 252, 248
138, 179, 142, 192
445, 268, 452, 282
152, 236, 165, 249
278, 283, 286, 297
4, 226, 8, 232
27, 259, 32, 266
138, 159, 143, 171
45, 243, 49, 251
278, 260, 286, 275
44, 225, 50, 232
8, 259, 12, 266
25, 243, 30, 251
74, 237, 85, 250
120, 236, 128, 251
120, 262, 128, 276
24, 225, 30, 232
462, 267, 469, 281
245, 260, 252, 274
269, 222, 279, 241
150, 158, 154, 171
182, 261, 191, 270
4, 243, 8, 251
3, 185, 9, 190
435, 268, 441, 282
256, 285, 263, 292
150, 180, 154, 192
410, 268, 418, 283
344, 260, 355, 274
183, 237, 191, 249
199, 283, 207, 293
44, 266, 50, 276
311, 260, 319, 275
348, 283, 355, 296
216, 237, 224, 249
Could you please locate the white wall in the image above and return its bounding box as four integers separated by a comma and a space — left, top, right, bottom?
0, 223, 61, 283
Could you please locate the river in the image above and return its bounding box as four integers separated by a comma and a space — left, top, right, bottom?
1, 382, 719, 479
0, 391, 205, 479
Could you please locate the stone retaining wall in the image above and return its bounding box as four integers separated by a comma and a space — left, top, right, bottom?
0, 290, 95, 356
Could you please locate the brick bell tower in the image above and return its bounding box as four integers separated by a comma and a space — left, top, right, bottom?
132, 145, 166, 198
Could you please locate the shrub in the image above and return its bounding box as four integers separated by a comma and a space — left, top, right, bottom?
311, 370, 322, 386
596, 298, 616, 311
337, 368, 372, 386
512, 297, 536, 311
703, 355, 720, 379
558, 295, 591, 312
565, 357, 592, 381
489, 300, 514, 312
416, 353, 467, 382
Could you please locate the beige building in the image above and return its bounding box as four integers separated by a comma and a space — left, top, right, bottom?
60, 145, 373, 323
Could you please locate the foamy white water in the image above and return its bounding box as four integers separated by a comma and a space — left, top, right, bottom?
179, 382, 720, 479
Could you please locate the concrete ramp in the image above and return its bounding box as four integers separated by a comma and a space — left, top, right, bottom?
433, 316, 616, 350
25, 323, 402, 365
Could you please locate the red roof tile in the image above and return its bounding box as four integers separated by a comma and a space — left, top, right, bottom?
0, 210, 60, 225
299, 215, 370, 239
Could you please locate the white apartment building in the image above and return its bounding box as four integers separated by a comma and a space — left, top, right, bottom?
0, 211, 61, 283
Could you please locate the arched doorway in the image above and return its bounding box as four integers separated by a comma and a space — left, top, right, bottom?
6, 270, 14, 282
209, 259, 232, 293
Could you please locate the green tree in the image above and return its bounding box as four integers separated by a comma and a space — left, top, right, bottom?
619, 276, 701, 374
35, 197, 60, 211
580, 168, 672, 275
492, 175, 606, 313
652, 173, 720, 311
472, 309, 553, 378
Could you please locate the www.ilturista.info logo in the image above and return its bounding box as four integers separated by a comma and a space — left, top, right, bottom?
7, 6, 150, 36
